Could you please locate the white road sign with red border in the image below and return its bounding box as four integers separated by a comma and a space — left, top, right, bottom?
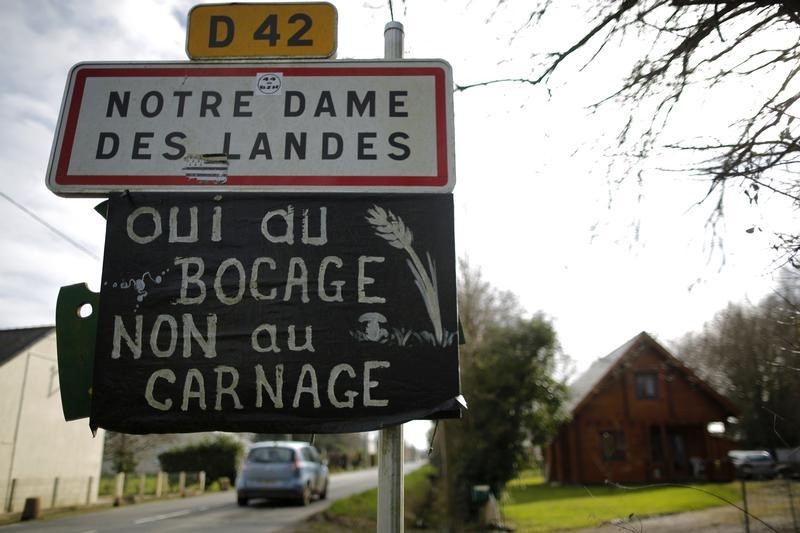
46, 60, 455, 195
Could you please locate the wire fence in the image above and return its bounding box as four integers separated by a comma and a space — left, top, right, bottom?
740, 478, 800, 533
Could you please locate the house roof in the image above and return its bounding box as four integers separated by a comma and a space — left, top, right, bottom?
0, 326, 54, 367
565, 332, 642, 413
566, 331, 738, 416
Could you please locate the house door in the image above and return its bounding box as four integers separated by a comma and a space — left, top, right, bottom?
649, 426, 665, 480
668, 430, 689, 478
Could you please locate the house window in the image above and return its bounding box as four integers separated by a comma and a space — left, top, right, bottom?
635, 372, 658, 399
600, 431, 625, 461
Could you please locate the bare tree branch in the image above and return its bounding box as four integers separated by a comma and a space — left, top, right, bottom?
457, 0, 800, 266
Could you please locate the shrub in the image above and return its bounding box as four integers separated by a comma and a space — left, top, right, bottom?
158, 435, 243, 483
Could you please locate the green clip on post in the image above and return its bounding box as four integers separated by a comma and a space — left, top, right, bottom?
53, 200, 107, 420
55, 283, 99, 421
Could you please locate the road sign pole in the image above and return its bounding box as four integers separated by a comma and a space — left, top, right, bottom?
377, 21, 405, 533
384, 20, 404, 60
378, 425, 404, 532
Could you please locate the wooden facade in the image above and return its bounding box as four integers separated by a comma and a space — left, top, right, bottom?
546, 332, 738, 484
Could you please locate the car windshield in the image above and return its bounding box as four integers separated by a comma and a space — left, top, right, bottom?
747, 455, 771, 462
247, 447, 295, 463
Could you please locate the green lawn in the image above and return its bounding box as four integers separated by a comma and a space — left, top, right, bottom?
502, 471, 741, 532
298, 467, 743, 532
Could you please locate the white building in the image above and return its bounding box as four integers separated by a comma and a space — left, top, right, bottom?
0, 327, 104, 512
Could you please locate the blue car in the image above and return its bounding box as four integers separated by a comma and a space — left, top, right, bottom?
236, 441, 329, 506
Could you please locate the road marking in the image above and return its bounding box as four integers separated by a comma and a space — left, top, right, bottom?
133, 509, 192, 524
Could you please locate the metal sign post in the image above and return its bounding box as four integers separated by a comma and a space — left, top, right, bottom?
378, 20, 405, 533
378, 423, 404, 531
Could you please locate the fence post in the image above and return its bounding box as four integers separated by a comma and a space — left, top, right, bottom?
741, 478, 750, 533
139, 474, 146, 497
86, 476, 94, 505
6, 478, 17, 512
788, 479, 798, 532
20, 497, 41, 521
156, 471, 163, 497
199, 471, 206, 493
179, 472, 186, 497
51, 477, 60, 508
114, 472, 125, 505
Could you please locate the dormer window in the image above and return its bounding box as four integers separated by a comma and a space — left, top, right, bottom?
635, 372, 658, 399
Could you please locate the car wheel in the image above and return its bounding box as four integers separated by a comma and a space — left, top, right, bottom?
319, 479, 329, 500
298, 483, 311, 506
237, 494, 249, 507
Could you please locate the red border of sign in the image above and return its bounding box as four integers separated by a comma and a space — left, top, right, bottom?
54, 65, 450, 190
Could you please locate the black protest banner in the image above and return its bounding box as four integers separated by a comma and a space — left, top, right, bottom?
90, 193, 460, 434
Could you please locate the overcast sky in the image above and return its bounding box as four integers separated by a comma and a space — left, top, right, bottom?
1, 1, 795, 448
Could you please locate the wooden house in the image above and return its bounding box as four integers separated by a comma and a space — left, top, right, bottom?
545, 332, 737, 484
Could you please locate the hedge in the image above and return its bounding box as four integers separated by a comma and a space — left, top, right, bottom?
158, 435, 244, 483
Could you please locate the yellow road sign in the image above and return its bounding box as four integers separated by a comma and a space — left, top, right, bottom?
187, 3, 337, 59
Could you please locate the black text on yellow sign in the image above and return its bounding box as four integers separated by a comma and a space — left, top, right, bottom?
186, 2, 337, 59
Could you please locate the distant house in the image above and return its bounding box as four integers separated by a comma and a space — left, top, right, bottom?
0, 327, 104, 512
545, 332, 737, 484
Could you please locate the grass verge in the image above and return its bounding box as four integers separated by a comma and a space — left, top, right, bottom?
502, 471, 741, 532
0, 501, 115, 526
297, 463, 437, 532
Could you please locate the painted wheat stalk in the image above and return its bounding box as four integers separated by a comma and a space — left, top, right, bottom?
366, 205, 443, 345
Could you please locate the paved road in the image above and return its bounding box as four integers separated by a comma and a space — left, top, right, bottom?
2, 462, 423, 532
